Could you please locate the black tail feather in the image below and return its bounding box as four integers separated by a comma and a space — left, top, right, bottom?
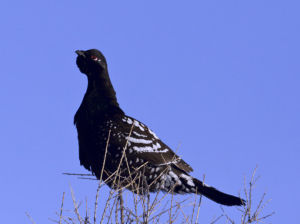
193, 178, 245, 206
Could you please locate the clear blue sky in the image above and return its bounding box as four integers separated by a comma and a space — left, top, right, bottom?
1, 1, 299, 223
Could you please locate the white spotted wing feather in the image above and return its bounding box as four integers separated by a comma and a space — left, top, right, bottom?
120, 116, 193, 173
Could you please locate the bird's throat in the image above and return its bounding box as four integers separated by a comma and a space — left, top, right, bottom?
85, 71, 121, 110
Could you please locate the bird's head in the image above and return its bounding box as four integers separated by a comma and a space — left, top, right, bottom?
75, 49, 107, 76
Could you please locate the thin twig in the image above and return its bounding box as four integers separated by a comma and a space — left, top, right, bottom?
195, 174, 205, 224
169, 191, 175, 224
94, 129, 111, 224
118, 190, 125, 224
70, 186, 82, 223
25, 212, 36, 224
59, 192, 65, 224
63, 173, 93, 176
210, 214, 224, 224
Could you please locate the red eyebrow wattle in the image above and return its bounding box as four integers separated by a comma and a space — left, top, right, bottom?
91, 55, 98, 60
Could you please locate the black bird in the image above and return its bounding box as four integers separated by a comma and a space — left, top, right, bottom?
74, 49, 245, 206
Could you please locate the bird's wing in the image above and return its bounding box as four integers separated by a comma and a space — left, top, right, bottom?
119, 116, 194, 173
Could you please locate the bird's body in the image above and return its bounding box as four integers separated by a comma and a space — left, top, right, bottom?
74, 49, 244, 206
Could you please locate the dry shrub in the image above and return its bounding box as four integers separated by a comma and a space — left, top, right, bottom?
29, 129, 274, 224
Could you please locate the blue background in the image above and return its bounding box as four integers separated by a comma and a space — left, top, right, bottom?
1, 1, 299, 223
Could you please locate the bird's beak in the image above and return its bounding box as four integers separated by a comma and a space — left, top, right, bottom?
75, 50, 86, 58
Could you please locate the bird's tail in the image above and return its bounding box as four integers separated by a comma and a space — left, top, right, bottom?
192, 178, 245, 206
170, 170, 245, 206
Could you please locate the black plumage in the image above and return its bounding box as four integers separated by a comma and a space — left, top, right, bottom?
74, 49, 245, 206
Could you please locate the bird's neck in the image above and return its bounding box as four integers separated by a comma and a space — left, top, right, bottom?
85, 71, 121, 110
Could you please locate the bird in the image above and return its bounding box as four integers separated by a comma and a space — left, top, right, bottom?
74, 49, 245, 206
